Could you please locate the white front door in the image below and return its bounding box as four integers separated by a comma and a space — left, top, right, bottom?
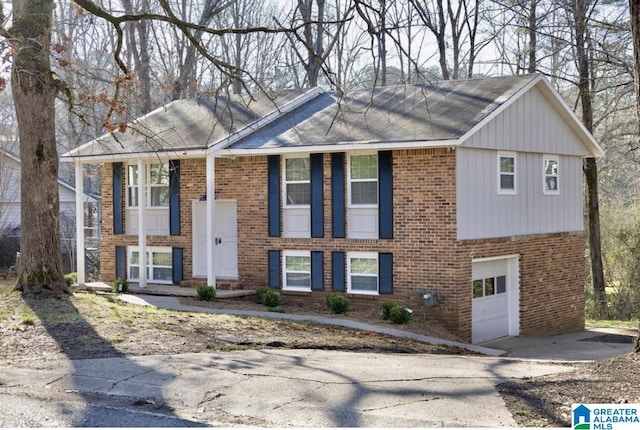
471, 257, 519, 343
192, 200, 238, 279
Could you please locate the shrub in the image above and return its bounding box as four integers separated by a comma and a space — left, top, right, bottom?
111, 278, 128, 294
197, 285, 216, 301
389, 305, 412, 324
380, 301, 396, 320
64, 272, 77, 287
326, 293, 349, 314
257, 287, 280, 307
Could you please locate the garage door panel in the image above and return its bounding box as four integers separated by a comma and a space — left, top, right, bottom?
471, 258, 517, 344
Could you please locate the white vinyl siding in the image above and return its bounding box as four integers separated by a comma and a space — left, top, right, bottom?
461, 85, 593, 156
457, 148, 583, 240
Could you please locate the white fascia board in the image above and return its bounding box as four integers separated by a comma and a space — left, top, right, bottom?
60, 148, 208, 164
215, 139, 460, 157
208, 87, 328, 152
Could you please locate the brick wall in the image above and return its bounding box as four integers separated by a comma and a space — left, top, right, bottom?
99, 148, 586, 342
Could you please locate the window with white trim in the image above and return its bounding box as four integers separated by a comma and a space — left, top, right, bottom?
284, 157, 310, 206
282, 250, 311, 291
349, 154, 378, 206
497, 153, 516, 194
543, 155, 559, 195
347, 252, 378, 294
128, 246, 173, 283
127, 163, 170, 208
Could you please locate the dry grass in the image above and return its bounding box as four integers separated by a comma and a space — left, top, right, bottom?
0, 279, 469, 365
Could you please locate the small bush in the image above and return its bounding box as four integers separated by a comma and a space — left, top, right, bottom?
197, 285, 216, 301
112, 278, 128, 294
389, 305, 412, 324
257, 287, 280, 307
256, 287, 272, 303
380, 301, 396, 320
64, 272, 77, 287
268, 306, 286, 313
326, 293, 349, 314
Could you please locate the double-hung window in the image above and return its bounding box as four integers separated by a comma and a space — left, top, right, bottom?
347, 252, 378, 294
283, 251, 311, 291
349, 154, 378, 205
543, 155, 559, 195
127, 163, 170, 208
284, 157, 310, 206
128, 246, 173, 284
497, 153, 516, 194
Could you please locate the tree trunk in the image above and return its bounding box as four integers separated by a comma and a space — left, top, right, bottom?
574, 0, 605, 305
631, 0, 640, 138
629, 0, 640, 352
11, 0, 68, 295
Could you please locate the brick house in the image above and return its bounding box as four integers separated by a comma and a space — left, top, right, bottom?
62, 74, 604, 343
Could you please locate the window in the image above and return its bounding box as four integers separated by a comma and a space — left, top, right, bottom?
283, 251, 311, 291
497, 153, 516, 194
472, 275, 506, 299
284, 157, 310, 206
348, 253, 378, 294
543, 156, 559, 195
128, 247, 173, 283
349, 154, 378, 205
127, 163, 170, 208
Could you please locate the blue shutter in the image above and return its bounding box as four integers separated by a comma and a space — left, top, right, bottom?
267, 155, 281, 237
379, 252, 393, 294
268, 250, 281, 288
310, 153, 324, 238
115, 246, 126, 280
332, 251, 345, 292
331, 153, 345, 238
311, 251, 324, 291
113, 163, 124, 235
172, 247, 183, 284
378, 151, 393, 239
169, 160, 181, 236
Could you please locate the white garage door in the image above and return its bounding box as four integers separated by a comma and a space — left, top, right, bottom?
471, 257, 519, 344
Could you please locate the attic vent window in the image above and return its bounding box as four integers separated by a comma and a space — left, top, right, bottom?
498, 153, 516, 195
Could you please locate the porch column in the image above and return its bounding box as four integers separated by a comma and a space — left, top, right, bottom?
206, 153, 216, 288
137, 160, 147, 288
74, 160, 85, 285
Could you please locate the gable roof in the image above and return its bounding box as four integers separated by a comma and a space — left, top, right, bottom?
61, 74, 604, 162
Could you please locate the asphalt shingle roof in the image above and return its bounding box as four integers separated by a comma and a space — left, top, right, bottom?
65, 75, 542, 158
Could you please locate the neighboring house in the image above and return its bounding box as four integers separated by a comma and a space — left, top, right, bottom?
62, 74, 604, 343
0, 149, 100, 270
